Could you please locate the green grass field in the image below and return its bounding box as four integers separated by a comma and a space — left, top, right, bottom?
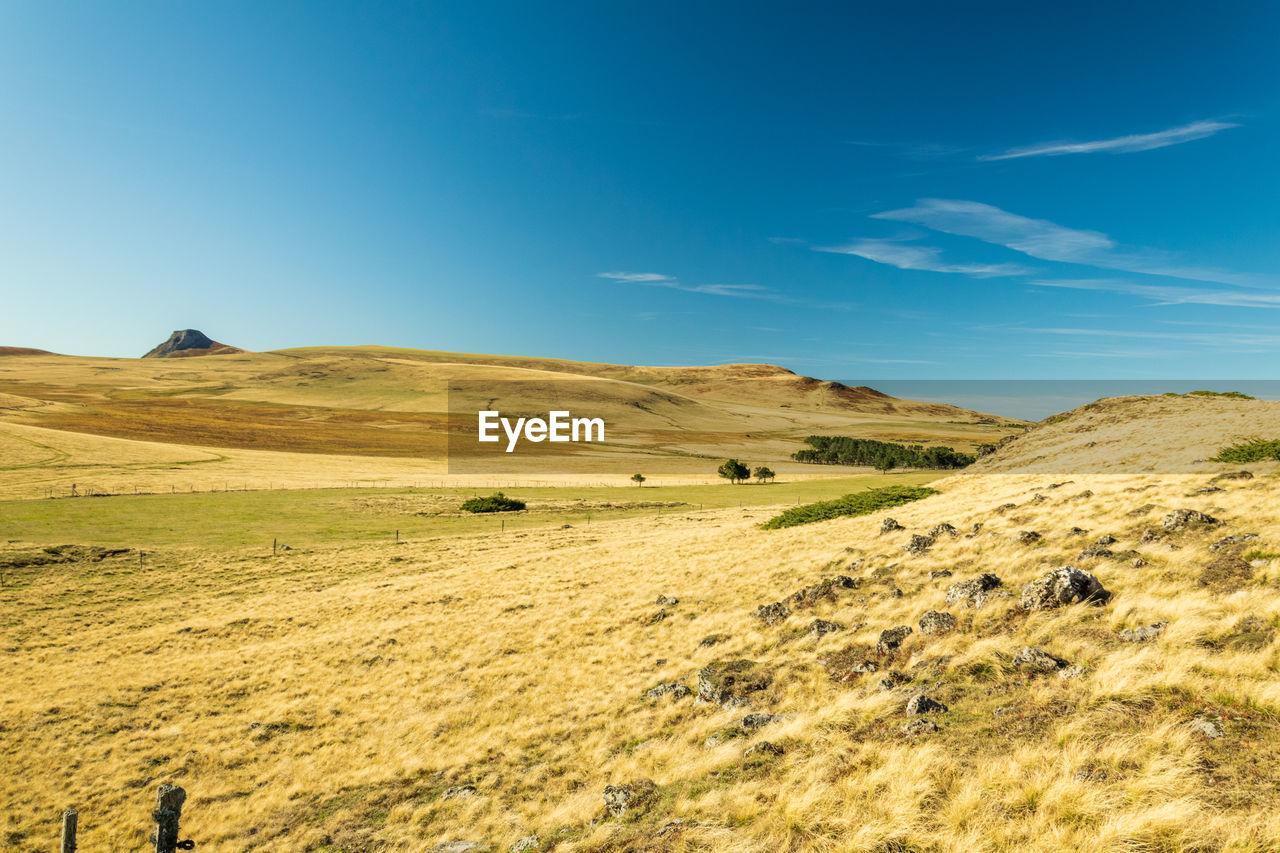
0, 472, 941, 551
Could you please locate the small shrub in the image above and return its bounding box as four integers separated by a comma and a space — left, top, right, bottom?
460, 492, 526, 513
1213, 438, 1280, 464
761, 485, 938, 530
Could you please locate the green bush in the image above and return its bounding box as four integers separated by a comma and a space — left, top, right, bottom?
1212, 438, 1280, 463
792, 436, 974, 469
460, 491, 526, 513
761, 485, 938, 530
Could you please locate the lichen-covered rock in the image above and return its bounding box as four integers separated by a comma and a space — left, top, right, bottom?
881, 517, 904, 533
740, 713, 782, 730
918, 610, 957, 635
744, 740, 784, 758
945, 573, 1003, 608
903, 534, 934, 555
1015, 530, 1042, 544
696, 660, 769, 708
645, 681, 692, 701
430, 844, 489, 853
1012, 646, 1069, 673
1059, 664, 1088, 680
602, 779, 658, 818
808, 619, 844, 637
698, 633, 730, 648
1077, 545, 1113, 560
901, 719, 939, 735
930, 569, 953, 580
1119, 622, 1167, 643
786, 575, 858, 609
510, 837, 540, 853
655, 594, 679, 606
754, 601, 791, 625
1162, 509, 1221, 531
876, 625, 913, 654
1095, 534, 1117, 546
1067, 527, 1089, 537
1210, 533, 1259, 552
929, 523, 958, 538
442, 785, 478, 800
1189, 717, 1222, 739
905, 693, 948, 715
1019, 567, 1111, 610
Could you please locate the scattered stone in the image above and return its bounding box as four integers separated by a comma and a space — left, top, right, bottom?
442, 785, 477, 800
698, 633, 730, 648
995, 502, 1018, 514
1119, 622, 1167, 643
901, 719, 939, 735
602, 779, 658, 818
740, 713, 782, 730
510, 837, 540, 853
645, 682, 692, 701
903, 534, 934, 555
878, 672, 908, 690
696, 660, 769, 708
1059, 664, 1088, 680
1210, 533, 1260, 552
881, 517, 903, 533
744, 741, 785, 758
786, 575, 858, 609
1029, 494, 1049, 505
657, 819, 690, 837
1074, 768, 1110, 783
1070, 490, 1094, 500
1019, 566, 1111, 611
1015, 530, 1042, 544
819, 644, 880, 683
808, 619, 844, 637
945, 573, 1003, 608
430, 844, 488, 853
645, 609, 669, 625
969, 522, 984, 536
929, 569, 953, 580
1188, 717, 1222, 739
905, 693, 948, 715
1211, 470, 1254, 482
876, 625, 913, 655
1067, 527, 1090, 537
754, 601, 791, 626
1127, 503, 1156, 517
918, 610, 957, 635
1013, 646, 1069, 673
1162, 509, 1221, 531
929, 523, 959, 538
1095, 534, 1117, 546
1077, 545, 1114, 560
1140, 528, 1162, 543
1132, 558, 1148, 568
1191, 486, 1224, 495
655, 594, 679, 606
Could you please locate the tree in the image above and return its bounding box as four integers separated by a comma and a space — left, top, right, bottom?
875, 455, 896, 474
718, 458, 751, 484
753, 466, 775, 484
631, 473, 646, 487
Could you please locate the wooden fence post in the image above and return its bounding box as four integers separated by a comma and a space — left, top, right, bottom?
151, 783, 186, 853
60, 807, 77, 853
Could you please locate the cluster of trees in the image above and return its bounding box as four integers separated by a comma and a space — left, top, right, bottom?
792, 436, 975, 471
460, 491, 526, 513
718, 459, 775, 484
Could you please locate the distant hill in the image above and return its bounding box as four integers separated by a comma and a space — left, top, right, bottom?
0, 347, 53, 356
143, 329, 243, 358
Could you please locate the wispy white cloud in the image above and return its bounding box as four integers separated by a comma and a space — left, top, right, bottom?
875, 199, 1274, 288
597, 271, 674, 283
600, 271, 850, 309
980, 120, 1238, 161
815, 238, 1030, 278
1031, 278, 1280, 309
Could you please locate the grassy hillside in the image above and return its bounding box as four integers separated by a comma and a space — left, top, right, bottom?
3, 395, 1280, 851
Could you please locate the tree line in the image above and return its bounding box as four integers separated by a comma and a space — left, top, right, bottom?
791, 435, 974, 470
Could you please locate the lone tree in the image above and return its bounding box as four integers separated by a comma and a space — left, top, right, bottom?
718, 458, 751, 484
631, 473, 646, 487
753, 466, 775, 484
875, 455, 897, 474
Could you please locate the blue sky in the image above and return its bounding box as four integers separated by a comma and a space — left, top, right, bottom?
1, 1, 1277, 378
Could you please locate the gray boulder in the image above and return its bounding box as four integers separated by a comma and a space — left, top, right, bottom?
696, 659, 769, 708
1012, 646, 1069, 673
918, 610, 957, 635
602, 779, 658, 818
754, 601, 791, 625
1162, 509, 1221, 531
510, 837, 540, 853
903, 534, 934, 555
905, 693, 948, 715
876, 625, 913, 655
808, 618, 844, 637
929, 522, 959, 538
881, 517, 903, 533
945, 573, 1003, 608
1019, 567, 1111, 610
645, 681, 692, 701
1119, 622, 1167, 643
